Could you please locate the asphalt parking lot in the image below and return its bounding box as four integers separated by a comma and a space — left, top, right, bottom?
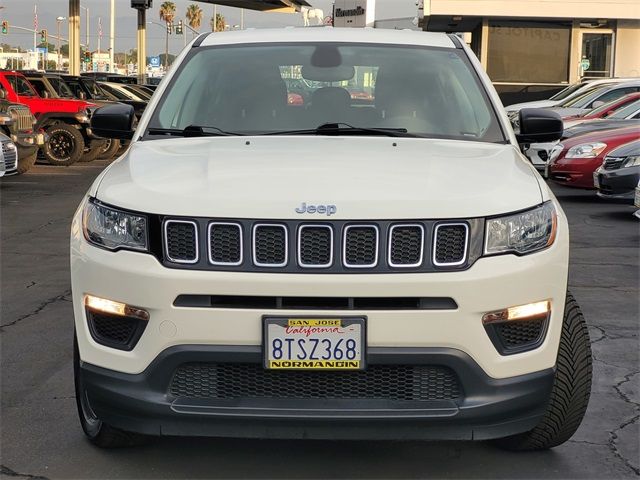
1, 161, 638, 479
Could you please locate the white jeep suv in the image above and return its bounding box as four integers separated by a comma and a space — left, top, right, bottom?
71, 28, 592, 450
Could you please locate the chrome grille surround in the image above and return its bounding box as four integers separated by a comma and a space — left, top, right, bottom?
343, 224, 379, 268
432, 223, 469, 267
7, 105, 34, 131
388, 224, 425, 268
297, 224, 334, 268
252, 224, 288, 267
207, 222, 243, 266
164, 220, 199, 264
1, 140, 17, 172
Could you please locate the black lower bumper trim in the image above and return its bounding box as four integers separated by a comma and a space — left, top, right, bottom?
80, 345, 555, 441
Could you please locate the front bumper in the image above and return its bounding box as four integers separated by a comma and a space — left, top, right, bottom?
595, 166, 640, 201
12, 132, 45, 148
80, 345, 555, 440
549, 158, 600, 189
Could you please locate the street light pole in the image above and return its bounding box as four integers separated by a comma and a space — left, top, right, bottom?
56, 16, 66, 70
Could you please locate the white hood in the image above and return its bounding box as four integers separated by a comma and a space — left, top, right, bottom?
96, 137, 542, 219
505, 100, 559, 112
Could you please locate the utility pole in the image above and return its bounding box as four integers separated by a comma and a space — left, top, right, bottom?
241, 8, 244, 29
136, 8, 147, 84
56, 16, 66, 70
33, 5, 37, 69
109, 0, 115, 73
213, 5, 217, 32
68, 0, 80, 75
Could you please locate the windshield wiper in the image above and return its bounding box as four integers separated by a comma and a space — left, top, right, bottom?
146, 125, 240, 137
262, 122, 414, 137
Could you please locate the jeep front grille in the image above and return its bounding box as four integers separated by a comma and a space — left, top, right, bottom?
7, 105, 34, 131
160, 218, 478, 273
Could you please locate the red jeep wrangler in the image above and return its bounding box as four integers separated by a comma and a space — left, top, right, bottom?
0, 71, 99, 166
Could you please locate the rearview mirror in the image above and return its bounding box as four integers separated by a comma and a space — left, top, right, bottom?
90, 103, 135, 140
591, 100, 605, 109
516, 108, 563, 144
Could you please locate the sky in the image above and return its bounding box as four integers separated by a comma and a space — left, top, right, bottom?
0, 0, 419, 56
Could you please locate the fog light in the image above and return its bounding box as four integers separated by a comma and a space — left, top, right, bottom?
84, 294, 149, 321
482, 300, 550, 324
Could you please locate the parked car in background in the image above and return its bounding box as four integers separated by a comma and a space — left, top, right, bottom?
548, 126, 640, 188
0, 131, 18, 176
0, 71, 98, 166
24, 71, 77, 99
524, 98, 640, 170
506, 78, 636, 116
634, 181, 640, 219
593, 140, 640, 201
98, 82, 147, 102
549, 81, 640, 118
562, 93, 640, 128
0, 88, 44, 174
81, 72, 138, 85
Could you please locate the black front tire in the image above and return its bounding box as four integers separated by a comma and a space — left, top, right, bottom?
74, 335, 147, 448
15, 148, 38, 174
98, 138, 121, 160
494, 292, 592, 451
43, 124, 85, 166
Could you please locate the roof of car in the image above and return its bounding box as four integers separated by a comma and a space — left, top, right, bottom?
198, 27, 456, 49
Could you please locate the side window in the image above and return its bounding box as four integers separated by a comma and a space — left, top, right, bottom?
592, 87, 638, 108
29, 80, 46, 97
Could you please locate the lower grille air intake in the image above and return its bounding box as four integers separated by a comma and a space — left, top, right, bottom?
165, 220, 198, 263
170, 363, 462, 402
86, 311, 147, 351
433, 223, 468, 266
495, 320, 545, 348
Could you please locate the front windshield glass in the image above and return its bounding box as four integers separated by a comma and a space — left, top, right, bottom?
549, 82, 585, 101
82, 78, 111, 100
583, 95, 632, 118
608, 99, 640, 119
148, 43, 505, 142
563, 84, 614, 108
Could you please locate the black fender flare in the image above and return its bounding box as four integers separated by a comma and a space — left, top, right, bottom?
34, 112, 84, 130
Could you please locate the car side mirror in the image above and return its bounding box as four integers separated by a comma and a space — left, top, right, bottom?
42, 91, 50, 99
90, 103, 135, 140
0, 89, 6, 100
516, 108, 563, 144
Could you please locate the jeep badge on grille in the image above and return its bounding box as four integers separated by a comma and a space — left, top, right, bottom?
295, 203, 337, 216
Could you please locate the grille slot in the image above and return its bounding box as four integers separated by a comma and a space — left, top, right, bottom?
343, 225, 378, 268
389, 224, 424, 267
433, 223, 468, 266
603, 156, 624, 170
1, 140, 17, 172
253, 224, 288, 267
8, 105, 34, 131
208, 222, 242, 265
165, 220, 198, 263
298, 225, 333, 268
170, 363, 462, 402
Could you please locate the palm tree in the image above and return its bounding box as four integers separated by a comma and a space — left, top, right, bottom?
159, 1, 176, 69
186, 4, 203, 32
210, 13, 226, 32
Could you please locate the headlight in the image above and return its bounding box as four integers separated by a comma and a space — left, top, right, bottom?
622, 155, 640, 168
565, 142, 607, 159
82, 200, 148, 251
485, 202, 557, 256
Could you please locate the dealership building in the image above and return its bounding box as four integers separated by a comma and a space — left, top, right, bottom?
418, 0, 640, 101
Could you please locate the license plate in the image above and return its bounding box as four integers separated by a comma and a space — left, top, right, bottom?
593, 172, 600, 188
263, 317, 365, 370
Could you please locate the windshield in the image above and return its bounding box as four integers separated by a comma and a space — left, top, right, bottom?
583, 95, 634, 118
48, 77, 74, 98
549, 82, 586, 101
147, 43, 505, 142
7, 75, 37, 96
561, 84, 612, 107
99, 83, 129, 101
82, 78, 111, 100
608, 99, 640, 119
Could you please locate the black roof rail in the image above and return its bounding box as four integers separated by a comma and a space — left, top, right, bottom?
192, 32, 211, 48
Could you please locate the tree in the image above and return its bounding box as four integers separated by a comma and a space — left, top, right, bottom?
185, 4, 203, 31
210, 13, 226, 32
36, 41, 56, 53
159, 1, 176, 69
60, 44, 69, 56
